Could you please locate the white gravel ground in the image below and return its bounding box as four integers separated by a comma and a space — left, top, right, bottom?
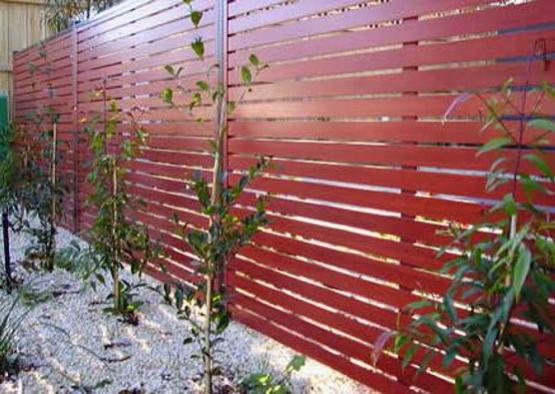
0, 224, 370, 394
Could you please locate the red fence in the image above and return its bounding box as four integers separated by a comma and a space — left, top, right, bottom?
13, 0, 555, 392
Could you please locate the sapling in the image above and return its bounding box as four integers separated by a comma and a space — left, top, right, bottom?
0, 123, 20, 291
373, 81, 555, 392
0, 122, 36, 288
81, 88, 160, 321
22, 46, 70, 272
160, 1, 270, 392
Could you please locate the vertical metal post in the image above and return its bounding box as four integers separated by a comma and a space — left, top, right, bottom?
71, 25, 80, 233
216, 0, 228, 142
399, 15, 419, 386
215, 0, 229, 294
2, 213, 10, 293
0, 93, 12, 292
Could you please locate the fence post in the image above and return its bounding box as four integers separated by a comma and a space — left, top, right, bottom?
72, 25, 80, 233
399, 14, 419, 387
216, 0, 229, 294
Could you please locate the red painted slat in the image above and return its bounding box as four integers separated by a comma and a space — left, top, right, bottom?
229, 0, 555, 65
230, 305, 408, 392
231, 29, 555, 81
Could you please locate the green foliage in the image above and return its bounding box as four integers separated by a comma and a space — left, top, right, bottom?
376, 82, 555, 392
0, 292, 30, 378
0, 123, 23, 220
21, 48, 70, 272
0, 122, 59, 260
160, 2, 270, 393
77, 91, 160, 321
240, 355, 306, 394
44, 0, 122, 33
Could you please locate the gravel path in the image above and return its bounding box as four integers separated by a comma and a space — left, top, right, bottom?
0, 225, 370, 394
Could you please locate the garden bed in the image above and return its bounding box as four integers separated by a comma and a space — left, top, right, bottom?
0, 226, 368, 393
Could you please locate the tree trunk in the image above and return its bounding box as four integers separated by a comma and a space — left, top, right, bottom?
112, 156, 120, 311
203, 274, 213, 394
50, 123, 57, 269
2, 211, 11, 293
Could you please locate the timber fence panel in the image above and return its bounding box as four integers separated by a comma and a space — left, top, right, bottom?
12, 0, 555, 392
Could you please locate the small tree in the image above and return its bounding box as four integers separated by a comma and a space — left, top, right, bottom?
44, 0, 122, 32
160, 1, 270, 392
374, 81, 555, 392
81, 88, 160, 321
0, 123, 20, 291
22, 48, 69, 272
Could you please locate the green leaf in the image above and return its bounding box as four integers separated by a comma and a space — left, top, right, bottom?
191, 38, 205, 59
405, 300, 431, 311
478, 136, 512, 155
227, 101, 236, 114
501, 194, 517, 216
520, 174, 547, 196
523, 153, 554, 179
528, 118, 555, 132
285, 355, 306, 373
190, 10, 203, 27
442, 347, 458, 368
164, 65, 175, 76
249, 54, 260, 67
196, 80, 210, 91
483, 327, 498, 366
160, 88, 173, 104
402, 344, 417, 369
513, 245, 531, 301
241, 66, 252, 84
455, 375, 465, 394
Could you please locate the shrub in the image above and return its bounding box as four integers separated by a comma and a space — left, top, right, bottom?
374, 81, 555, 392
160, 1, 270, 392
22, 46, 70, 272
78, 90, 160, 321
240, 355, 306, 394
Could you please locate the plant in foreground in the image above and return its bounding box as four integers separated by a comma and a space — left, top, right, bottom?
240, 354, 306, 394
0, 122, 22, 291
0, 292, 30, 379
160, 1, 270, 393
374, 81, 555, 392
78, 89, 160, 321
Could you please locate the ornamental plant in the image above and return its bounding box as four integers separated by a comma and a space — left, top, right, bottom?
240, 354, 306, 394
80, 88, 160, 321
160, 1, 270, 392
45, 0, 122, 32
374, 81, 555, 393
0, 292, 30, 378
22, 47, 70, 272
0, 123, 36, 289
0, 122, 21, 291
